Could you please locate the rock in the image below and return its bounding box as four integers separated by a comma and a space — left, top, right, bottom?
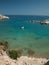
0, 41, 8, 51
27, 49, 35, 57
40, 20, 49, 25
0, 49, 48, 65
0, 14, 9, 20
44, 61, 49, 65
16, 49, 23, 57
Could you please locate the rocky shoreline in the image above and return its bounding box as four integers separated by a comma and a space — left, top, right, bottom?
0, 50, 48, 65
0, 41, 49, 65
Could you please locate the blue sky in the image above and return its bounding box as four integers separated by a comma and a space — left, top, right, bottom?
0, 0, 49, 15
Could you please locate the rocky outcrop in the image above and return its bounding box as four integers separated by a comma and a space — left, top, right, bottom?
0, 41, 8, 51
40, 20, 49, 24
0, 40, 48, 65
0, 14, 9, 20
0, 50, 48, 65
0, 52, 48, 65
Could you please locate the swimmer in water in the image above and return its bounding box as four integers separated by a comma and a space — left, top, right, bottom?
20, 26, 24, 30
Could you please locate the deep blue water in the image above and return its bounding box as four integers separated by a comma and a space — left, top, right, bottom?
0, 15, 49, 55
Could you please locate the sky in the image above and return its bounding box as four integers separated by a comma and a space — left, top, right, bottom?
0, 0, 49, 15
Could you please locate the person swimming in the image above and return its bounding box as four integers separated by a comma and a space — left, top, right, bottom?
18, 26, 24, 30
21, 26, 24, 29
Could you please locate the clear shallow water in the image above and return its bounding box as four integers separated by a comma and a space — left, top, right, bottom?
0, 15, 49, 55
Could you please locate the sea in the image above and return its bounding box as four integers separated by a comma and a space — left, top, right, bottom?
0, 15, 49, 56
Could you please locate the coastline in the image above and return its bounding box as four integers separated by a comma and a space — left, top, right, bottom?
0, 49, 48, 65
0, 40, 49, 65
33, 54, 49, 58
0, 15, 49, 65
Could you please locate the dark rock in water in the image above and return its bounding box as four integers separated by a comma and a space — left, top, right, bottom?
27, 49, 35, 57
44, 61, 49, 65
16, 49, 23, 57
35, 37, 41, 40
9, 30, 13, 32
13, 38, 17, 40
0, 41, 8, 51
23, 47, 28, 50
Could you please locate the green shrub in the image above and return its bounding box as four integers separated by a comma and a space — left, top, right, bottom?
7, 50, 19, 60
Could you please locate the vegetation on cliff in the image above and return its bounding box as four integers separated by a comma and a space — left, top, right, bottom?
7, 50, 19, 59
0, 41, 8, 51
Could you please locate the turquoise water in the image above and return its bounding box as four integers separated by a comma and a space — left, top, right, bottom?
0, 15, 49, 55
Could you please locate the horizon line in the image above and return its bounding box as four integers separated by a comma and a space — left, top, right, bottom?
5, 14, 49, 16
